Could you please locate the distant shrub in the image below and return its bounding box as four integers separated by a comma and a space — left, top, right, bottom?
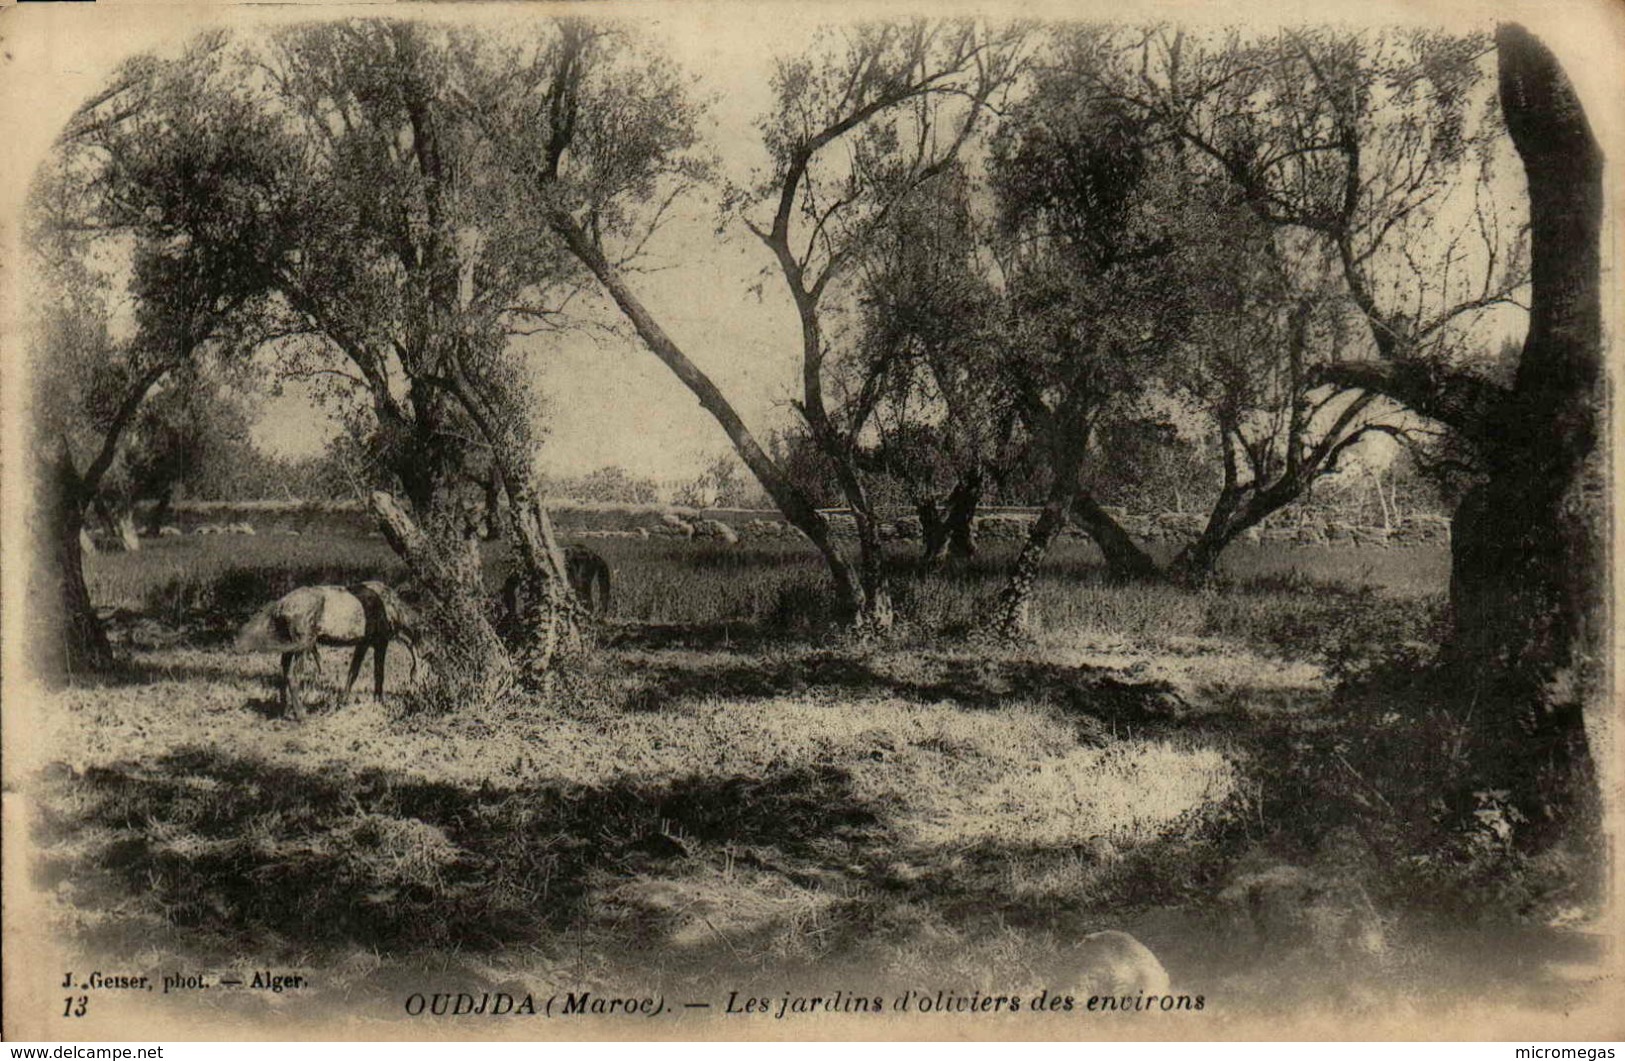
765, 580, 848, 637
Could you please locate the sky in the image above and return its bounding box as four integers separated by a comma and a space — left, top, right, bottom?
249, 216, 805, 484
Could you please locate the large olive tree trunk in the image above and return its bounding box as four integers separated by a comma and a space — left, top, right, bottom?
1454, 25, 1603, 669
371, 491, 513, 706
501, 482, 590, 679
1442, 23, 1605, 831
32, 362, 175, 681
34, 444, 115, 679
1321, 26, 1606, 839
427, 358, 589, 679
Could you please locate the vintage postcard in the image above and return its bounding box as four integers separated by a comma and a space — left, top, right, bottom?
2, 0, 1621, 1042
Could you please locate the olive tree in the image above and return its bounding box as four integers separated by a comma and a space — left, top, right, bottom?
1095, 22, 1600, 837
28, 37, 297, 677
484, 19, 1028, 632
260, 21, 613, 689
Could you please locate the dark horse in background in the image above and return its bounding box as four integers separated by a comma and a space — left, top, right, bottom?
500, 543, 611, 620
236, 581, 420, 719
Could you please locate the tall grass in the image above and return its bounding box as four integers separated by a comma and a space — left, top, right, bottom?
88, 536, 410, 625
85, 534, 1447, 662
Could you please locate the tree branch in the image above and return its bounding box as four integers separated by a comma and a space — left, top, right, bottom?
79, 359, 179, 501
1311, 359, 1507, 444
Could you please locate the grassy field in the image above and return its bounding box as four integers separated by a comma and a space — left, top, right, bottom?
18, 532, 1610, 1036
87, 532, 1448, 641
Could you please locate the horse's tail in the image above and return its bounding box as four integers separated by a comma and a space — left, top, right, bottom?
234, 603, 311, 653
235, 592, 323, 653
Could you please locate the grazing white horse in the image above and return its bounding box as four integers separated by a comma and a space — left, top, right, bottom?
236, 581, 420, 718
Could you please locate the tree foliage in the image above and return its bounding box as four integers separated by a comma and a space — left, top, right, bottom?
29, 36, 300, 673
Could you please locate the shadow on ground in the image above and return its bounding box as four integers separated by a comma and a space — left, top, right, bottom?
31, 733, 1238, 989
601, 619, 812, 653
29, 704, 1611, 1022
70, 657, 265, 689
34, 746, 883, 955
614, 648, 1190, 728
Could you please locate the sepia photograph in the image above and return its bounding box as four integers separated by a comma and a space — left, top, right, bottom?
1, 0, 1620, 1042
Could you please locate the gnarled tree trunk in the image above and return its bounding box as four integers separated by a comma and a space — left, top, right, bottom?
426, 353, 591, 679
1318, 26, 1606, 840
1072, 493, 1159, 580
501, 481, 589, 680
991, 489, 1072, 639
944, 466, 983, 561
34, 445, 115, 679
1441, 23, 1604, 835
370, 490, 513, 707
